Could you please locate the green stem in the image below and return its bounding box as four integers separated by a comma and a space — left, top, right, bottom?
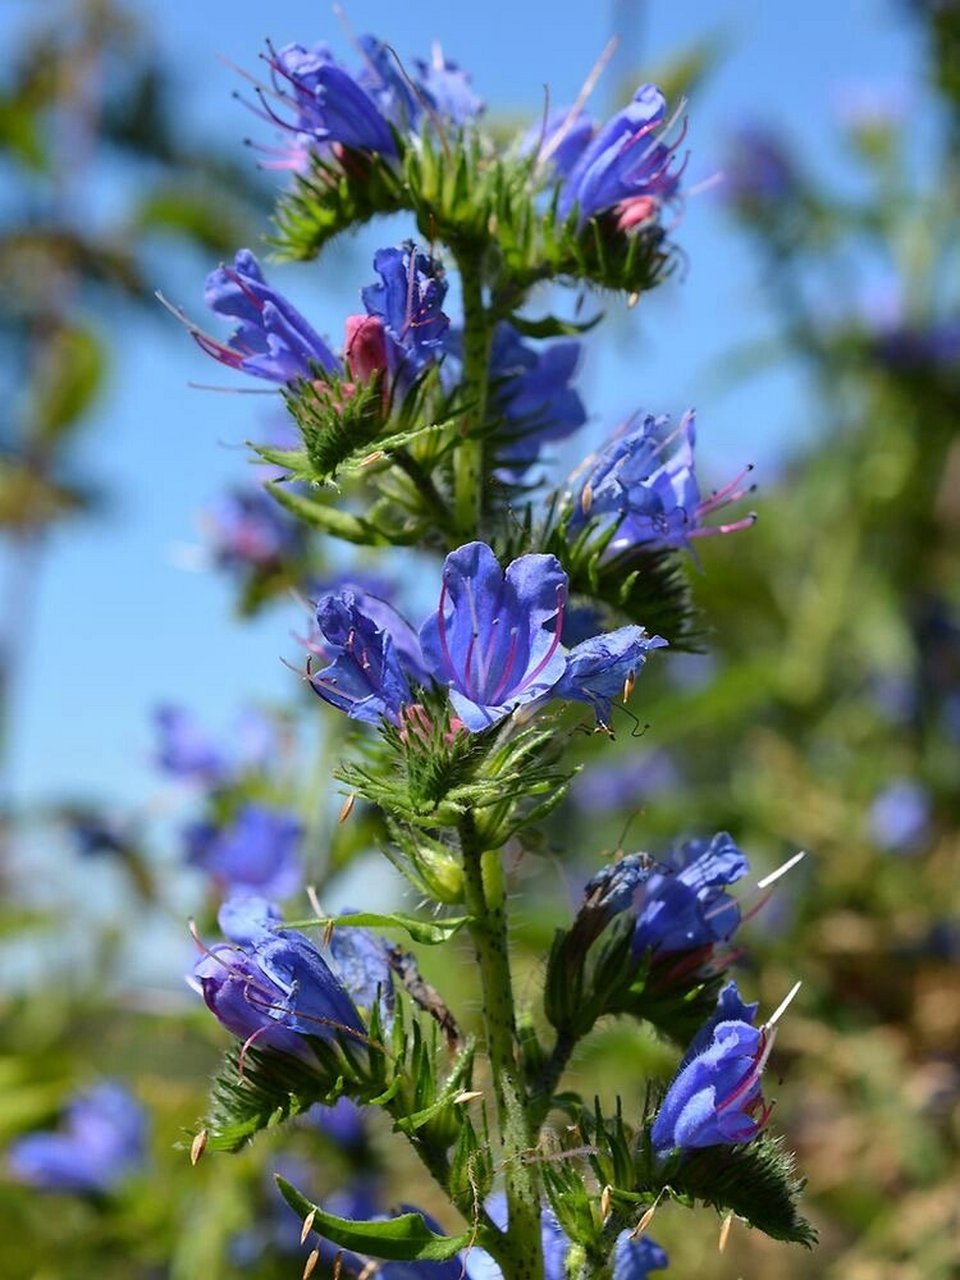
529, 1029, 577, 1131
452, 257, 492, 535
460, 813, 544, 1280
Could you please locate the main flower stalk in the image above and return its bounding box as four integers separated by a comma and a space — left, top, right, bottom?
453, 258, 493, 534
460, 812, 544, 1280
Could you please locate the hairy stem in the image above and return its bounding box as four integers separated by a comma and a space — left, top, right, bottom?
452, 257, 492, 535
460, 813, 544, 1280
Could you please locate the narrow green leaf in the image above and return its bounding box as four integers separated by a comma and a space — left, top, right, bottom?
508, 313, 603, 339
275, 1178, 473, 1261
283, 912, 472, 946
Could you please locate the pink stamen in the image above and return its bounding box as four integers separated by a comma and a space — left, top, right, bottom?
488, 628, 520, 705
517, 586, 567, 691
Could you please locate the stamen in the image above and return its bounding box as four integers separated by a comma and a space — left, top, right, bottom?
765, 980, 802, 1031
756, 850, 805, 890
539, 36, 618, 168
519, 585, 567, 690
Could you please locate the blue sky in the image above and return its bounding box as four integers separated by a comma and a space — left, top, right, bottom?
4, 0, 930, 808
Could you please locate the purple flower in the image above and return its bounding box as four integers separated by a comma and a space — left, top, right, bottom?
419, 542, 569, 732
154, 704, 228, 784
554, 626, 668, 727
197, 250, 339, 384
567, 411, 755, 555
632, 832, 749, 957
192, 898, 366, 1059
650, 1015, 772, 1155
487, 325, 587, 475
868, 778, 932, 853
361, 245, 450, 393
205, 488, 300, 571
9, 1082, 146, 1194
308, 590, 419, 724
184, 804, 303, 899
557, 85, 686, 229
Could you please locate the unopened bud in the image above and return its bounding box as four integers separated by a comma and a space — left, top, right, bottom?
344, 314, 388, 383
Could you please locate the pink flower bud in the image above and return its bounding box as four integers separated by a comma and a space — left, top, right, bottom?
344, 313, 389, 382
614, 195, 659, 233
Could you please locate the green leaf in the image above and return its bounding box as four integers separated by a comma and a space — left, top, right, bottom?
31, 326, 105, 441
282, 912, 472, 946
508, 313, 603, 339
275, 1178, 473, 1261
266, 483, 387, 546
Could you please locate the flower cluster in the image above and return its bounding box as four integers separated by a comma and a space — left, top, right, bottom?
651, 982, 772, 1155
533, 86, 686, 231
253, 35, 483, 173
308, 542, 665, 732
192, 244, 449, 405
566, 410, 756, 556
191, 898, 385, 1059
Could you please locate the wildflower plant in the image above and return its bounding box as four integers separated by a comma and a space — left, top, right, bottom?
174, 28, 815, 1280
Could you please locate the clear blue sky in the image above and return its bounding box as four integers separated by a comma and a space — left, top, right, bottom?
5, 0, 930, 807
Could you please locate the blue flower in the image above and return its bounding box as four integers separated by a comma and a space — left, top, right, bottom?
257, 37, 482, 173
198, 249, 339, 384
9, 1082, 146, 1194
263, 42, 400, 161
487, 324, 587, 475
419, 542, 569, 732
650, 1013, 772, 1156
309, 590, 420, 724
154, 704, 228, 784
581, 852, 657, 920
361, 245, 450, 393
193, 899, 367, 1059
322, 916, 395, 1024
558, 85, 686, 229
554, 626, 668, 727
205, 488, 300, 571
520, 107, 597, 182
567, 411, 755, 555
632, 832, 749, 956
868, 778, 932, 853
184, 804, 303, 900
356, 36, 483, 131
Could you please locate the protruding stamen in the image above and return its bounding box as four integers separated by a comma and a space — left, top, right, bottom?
765, 979, 802, 1031
757, 849, 805, 890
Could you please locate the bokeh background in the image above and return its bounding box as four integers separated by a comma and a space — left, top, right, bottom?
1, 1, 958, 1277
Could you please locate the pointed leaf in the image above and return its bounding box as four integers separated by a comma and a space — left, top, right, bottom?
275, 1178, 473, 1261
282, 912, 472, 946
